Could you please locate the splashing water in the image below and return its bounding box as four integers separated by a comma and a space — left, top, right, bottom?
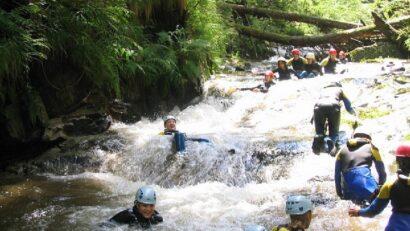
2, 62, 408, 230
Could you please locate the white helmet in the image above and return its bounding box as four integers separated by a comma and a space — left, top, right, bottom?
277, 57, 287, 63
164, 115, 176, 125
135, 186, 157, 205
245, 225, 267, 231
306, 52, 315, 60
286, 195, 312, 215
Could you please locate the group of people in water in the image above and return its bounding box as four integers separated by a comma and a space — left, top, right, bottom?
105, 49, 410, 230
238, 48, 348, 94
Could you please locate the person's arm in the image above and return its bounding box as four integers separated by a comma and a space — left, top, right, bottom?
341, 92, 356, 115
320, 57, 329, 67
286, 58, 293, 66
335, 153, 343, 198
290, 69, 302, 79
302, 57, 308, 64
371, 145, 387, 185
358, 198, 389, 217
110, 209, 135, 224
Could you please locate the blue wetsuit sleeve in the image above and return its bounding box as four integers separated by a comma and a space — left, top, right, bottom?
375, 161, 387, 185
335, 160, 343, 197
358, 198, 389, 217
341, 96, 355, 115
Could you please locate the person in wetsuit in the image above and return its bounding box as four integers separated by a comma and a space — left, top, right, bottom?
312, 82, 357, 155
272, 195, 313, 231
299, 52, 323, 78
335, 128, 387, 205
239, 70, 276, 93
274, 57, 300, 80
338, 50, 348, 64
110, 186, 163, 229
287, 49, 307, 76
320, 48, 339, 74
349, 143, 410, 231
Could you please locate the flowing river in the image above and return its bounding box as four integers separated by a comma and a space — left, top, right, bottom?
1, 62, 409, 230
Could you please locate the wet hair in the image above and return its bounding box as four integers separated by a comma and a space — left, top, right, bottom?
397, 157, 410, 175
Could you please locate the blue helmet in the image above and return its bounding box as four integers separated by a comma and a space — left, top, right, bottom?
135, 186, 156, 205
245, 225, 267, 231
286, 195, 312, 215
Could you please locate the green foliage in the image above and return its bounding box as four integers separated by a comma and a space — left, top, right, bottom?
349, 43, 402, 62
358, 107, 390, 120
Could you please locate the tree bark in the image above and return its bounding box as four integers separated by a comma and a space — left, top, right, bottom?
232, 16, 410, 46
220, 3, 358, 29
371, 11, 409, 58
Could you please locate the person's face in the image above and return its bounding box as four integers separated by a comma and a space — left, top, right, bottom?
264, 74, 272, 82
278, 61, 286, 69
293, 54, 300, 59
307, 58, 314, 64
136, 203, 155, 219
290, 211, 312, 229
165, 119, 176, 131
330, 54, 337, 60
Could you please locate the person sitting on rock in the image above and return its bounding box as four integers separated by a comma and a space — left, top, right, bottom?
349, 143, 410, 231
238, 70, 276, 93
287, 49, 307, 76
274, 57, 300, 80
159, 115, 178, 135
335, 128, 387, 206
245, 224, 267, 231
272, 195, 313, 231
299, 52, 323, 78
312, 82, 357, 155
320, 48, 339, 74
110, 186, 163, 229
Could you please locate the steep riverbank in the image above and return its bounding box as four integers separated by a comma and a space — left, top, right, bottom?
1, 61, 410, 230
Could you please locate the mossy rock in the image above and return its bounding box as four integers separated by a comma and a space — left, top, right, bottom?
396, 87, 410, 95
350, 42, 402, 62
357, 107, 390, 120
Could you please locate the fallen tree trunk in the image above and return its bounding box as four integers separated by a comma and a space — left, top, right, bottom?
220, 3, 359, 29
232, 16, 410, 46
371, 11, 409, 58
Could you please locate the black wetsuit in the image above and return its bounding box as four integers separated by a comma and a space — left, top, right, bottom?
110, 207, 163, 229
273, 67, 298, 80
239, 80, 274, 93
288, 58, 306, 72
321, 57, 338, 74
304, 62, 323, 76
312, 84, 355, 153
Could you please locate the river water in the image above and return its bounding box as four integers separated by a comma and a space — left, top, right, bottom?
1, 62, 408, 230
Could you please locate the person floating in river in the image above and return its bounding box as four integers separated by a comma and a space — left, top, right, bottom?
338, 50, 348, 64
110, 186, 163, 229
272, 195, 313, 231
335, 128, 387, 206
320, 48, 339, 74
238, 70, 276, 93
287, 49, 307, 76
349, 143, 410, 231
299, 52, 323, 78
159, 115, 178, 135
274, 57, 300, 80
311, 82, 357, 155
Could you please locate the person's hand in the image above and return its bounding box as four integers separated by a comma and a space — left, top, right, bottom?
348, 207, 360, 217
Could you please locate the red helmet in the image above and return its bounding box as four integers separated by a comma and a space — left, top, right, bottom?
396, 143, 410, 158
329, 48, 337, 55
265, 70, 275, 78
291, 49, 301, 55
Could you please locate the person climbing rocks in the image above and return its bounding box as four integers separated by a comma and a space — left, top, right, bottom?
299, 52, 323, 78
348, 143, 410, 231
338, 51, 348, 64
272, 195, 313, 231
320, 48, 339, 74
335, 128, 387, 206
238, 70, 276, 93
287, 49, 307, 76
245, 224, 267, 231
159, 115, 178, 135
109, 186, 163, 228
311, 82, 357, 155
274, 57, 300, 80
